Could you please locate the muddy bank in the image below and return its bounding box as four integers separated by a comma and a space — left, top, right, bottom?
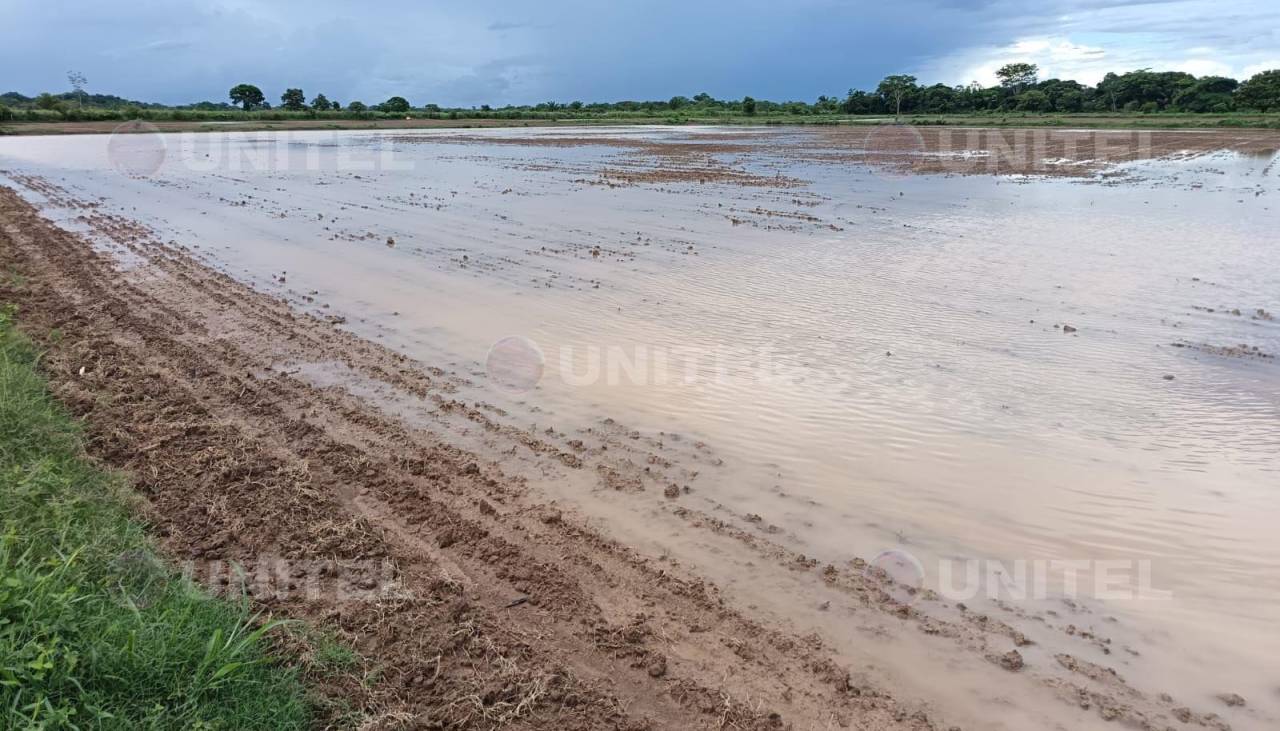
0, 185, 933, 728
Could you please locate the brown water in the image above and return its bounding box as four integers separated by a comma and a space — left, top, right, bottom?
3, 126, 1278, 727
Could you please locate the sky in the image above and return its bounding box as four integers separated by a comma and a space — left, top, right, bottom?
2, 0, 1278, 106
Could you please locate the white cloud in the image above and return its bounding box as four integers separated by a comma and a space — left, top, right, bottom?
922, 34, 1279, 89
916, 0, 1280, 88
920, 37, 1114, 87
1241, 60, 1280, 79
1163, 58, 1236, 78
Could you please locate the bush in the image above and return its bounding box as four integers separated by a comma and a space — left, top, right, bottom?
0, 104, 11, 122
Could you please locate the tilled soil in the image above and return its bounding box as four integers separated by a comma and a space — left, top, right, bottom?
0, 186, 935, 729
398, 126, 1280, 180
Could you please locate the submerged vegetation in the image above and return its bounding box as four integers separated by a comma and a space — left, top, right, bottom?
0, 307, 310, 729
4, 64, 1280, 129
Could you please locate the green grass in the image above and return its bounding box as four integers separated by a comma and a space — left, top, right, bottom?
0, 305, 310, 729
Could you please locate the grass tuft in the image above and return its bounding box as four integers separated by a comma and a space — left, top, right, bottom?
0, 305, 310, 729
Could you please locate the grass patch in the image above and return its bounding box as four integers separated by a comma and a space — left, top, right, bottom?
0, 305, 310, 729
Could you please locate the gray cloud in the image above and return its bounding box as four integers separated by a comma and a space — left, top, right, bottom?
1, 0, 1274, 106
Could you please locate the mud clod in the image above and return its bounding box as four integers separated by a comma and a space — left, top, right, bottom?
998, 650, 1024, 672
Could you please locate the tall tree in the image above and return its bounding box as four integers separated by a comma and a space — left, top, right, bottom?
742, 96, 757, 115
67, 70, 87, 108
228, 84, 265, 111
1173, 76, 1239, 112
281, 88, 307, 111
996, 63, 1039, 93
876, 75, 918, 119
311, 93, 331, 110
1237, 69, 1280, 111
380, 96, 411, 113
1015, 89, 1051, 111
1096, 69, 1194, 111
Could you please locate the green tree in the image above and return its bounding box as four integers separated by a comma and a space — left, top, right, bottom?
67, 70, 87, 108
1096, 70, 1194, 111
742, 96, 757, 115
668, 95, 689, 110
311, 93, 331, 110
1173, 76, 1238, 112
347, 101, 367, 113
281, 88, 307, 111
840, 89, 878, 114
1037, 79, 1085, 110
228, 84, 265, 111
0, 104, 11, 122
996, 62, 1039, 93
1237, 69, 1280, 111
876, 75, 918, 119
1057, 89, 1085, 112
35, 93, 61, 110
1015, 89, 1051, 111
919, 83, 959, 113
380, 96, 410, 113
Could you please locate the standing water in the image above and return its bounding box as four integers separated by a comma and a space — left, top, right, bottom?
3, 125, 1278, 728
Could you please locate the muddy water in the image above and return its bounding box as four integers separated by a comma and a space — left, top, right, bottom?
3, 126, 1279, 726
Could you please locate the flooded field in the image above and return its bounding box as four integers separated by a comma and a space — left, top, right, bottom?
3, 125, 1278, 729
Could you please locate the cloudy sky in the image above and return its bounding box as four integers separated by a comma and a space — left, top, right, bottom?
2, 0, 1277, 106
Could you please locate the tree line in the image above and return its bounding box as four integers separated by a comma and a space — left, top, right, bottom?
840, 64, 1280, 116
222, 65, 1280, 115
226, 84, 410, 114
3, 63, 1279, 124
